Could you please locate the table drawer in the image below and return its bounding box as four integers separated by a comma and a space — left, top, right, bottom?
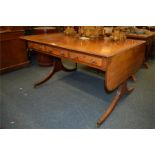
69, 52, 103, 67
45, 46, 68, 58
28, 42, 45, 51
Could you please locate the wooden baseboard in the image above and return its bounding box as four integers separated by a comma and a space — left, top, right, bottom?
0, 61, 30, 74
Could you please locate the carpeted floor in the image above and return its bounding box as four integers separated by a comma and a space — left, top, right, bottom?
0, 59, 155, 129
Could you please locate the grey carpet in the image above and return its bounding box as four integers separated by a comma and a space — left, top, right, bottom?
0, 59, 155, 129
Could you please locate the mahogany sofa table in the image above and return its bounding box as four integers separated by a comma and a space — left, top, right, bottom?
21, 33, 146, 126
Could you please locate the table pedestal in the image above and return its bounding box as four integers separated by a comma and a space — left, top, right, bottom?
34, 57, 77, 87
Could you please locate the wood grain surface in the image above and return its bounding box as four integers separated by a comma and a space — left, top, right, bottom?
21, 33, 146, 91
21, 33, 146, 57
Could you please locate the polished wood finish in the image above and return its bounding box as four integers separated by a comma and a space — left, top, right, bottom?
33, 27, 57, 34
0, 26, 29, 31
126, 33, 155, 62
22, 33, 145, 57
33, 27, 57, 67
0, 30, 29, 73
34, 57, 77, 87
105, 43, 145, 90
28, 41, 108, 71
126, 33, 155, 81
97, 81, 134, 126
21, 33, 146, 126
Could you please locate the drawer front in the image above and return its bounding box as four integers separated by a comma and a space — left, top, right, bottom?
28, 42, 107, 70
45, 46, 68, 58
69, 52, 103, 67
28, 42, 68, 58
28, 42, 45, 51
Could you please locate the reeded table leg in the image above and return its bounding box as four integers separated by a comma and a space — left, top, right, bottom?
97, 81, 134, 127
34, 57, 77, 87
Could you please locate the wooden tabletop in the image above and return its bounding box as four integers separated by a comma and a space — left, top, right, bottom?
21, 33, 146, 57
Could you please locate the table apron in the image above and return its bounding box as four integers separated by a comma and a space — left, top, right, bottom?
28, 42, 108, 71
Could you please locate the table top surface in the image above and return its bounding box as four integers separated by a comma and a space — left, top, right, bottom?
21, 33, 146, 57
